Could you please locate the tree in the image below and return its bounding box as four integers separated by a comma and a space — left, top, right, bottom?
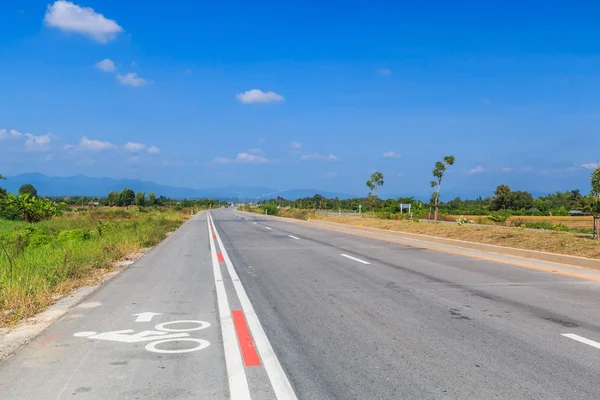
366, 172, 384, 196
492, 184, 512, 211
430, 156, 455, 222
2, 193, 63, 222
511, 191, 534, 210
0, 174, 6, 199
148, 192, 156, 206
119, 188, 135, 207
18, 184, 38, 197
591, 165, 600, 239
366, 172, 384, 212
136, 192, 146, 206
107, 191, 120, 206
570, 189, 583, 210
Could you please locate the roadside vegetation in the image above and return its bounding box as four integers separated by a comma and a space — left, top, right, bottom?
0, 175, 225, 327
240, 161, 600, 257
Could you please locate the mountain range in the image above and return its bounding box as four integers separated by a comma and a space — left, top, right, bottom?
1, 173, 355, 200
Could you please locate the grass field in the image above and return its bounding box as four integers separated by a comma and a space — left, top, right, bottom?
0, 207, 189, 327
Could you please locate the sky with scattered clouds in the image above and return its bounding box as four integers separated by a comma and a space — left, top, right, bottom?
1, 1, 600, 198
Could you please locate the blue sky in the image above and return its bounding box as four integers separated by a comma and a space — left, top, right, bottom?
1, 1, 599, 199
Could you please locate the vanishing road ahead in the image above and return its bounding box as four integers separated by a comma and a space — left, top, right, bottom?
2, 209, 600, 399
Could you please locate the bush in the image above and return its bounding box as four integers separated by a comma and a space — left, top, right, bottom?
552, 223, 571, 232
489, 213, 509, 225
262, 204, 279, 216
524, 221, 554, 230
57, 229, 92, 243
510, 218, 526, 228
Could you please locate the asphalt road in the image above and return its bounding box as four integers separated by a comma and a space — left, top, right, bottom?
1, 208, 600, 399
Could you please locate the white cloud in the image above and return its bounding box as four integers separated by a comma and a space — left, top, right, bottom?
123, 142, 146, 152
581, 163, 600, 170
502, 167, 513, 172
0, 129, 23, 140
377, 68, 392, 77
467, 166, 484, 175
236, 89, 284, 104
322, 171, 338, 179
123, 142, 160, 154
0, 128, 53, 151
397, 172, 405, 177
24, 133, 54, 151
70, 136, 115, 151
300, 153, 338, 161
213, 151, 270, 164
247, 148, 264, 155
44, 1, 123, 44
95, 58, 116, 72
291, 141, 302, 149
117, 73, 150, 87
383, 151, 400, 158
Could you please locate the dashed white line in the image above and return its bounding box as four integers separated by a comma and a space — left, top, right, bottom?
562, 333, 600, 350
265, 227, 272, 230
288, 235, 300, 240
253, 222, 257, 225
340, 254, 370, 265
209, 213, 298, 400
207, 216, 251, 399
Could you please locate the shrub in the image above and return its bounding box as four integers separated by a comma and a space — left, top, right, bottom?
552, 223, 571, 232
524, 221, 554, 230
57, 229, 92, 243
510, 218, 526, 228
489, 213, 509, 225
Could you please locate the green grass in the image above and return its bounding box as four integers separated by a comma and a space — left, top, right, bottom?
0, 207, 188, 326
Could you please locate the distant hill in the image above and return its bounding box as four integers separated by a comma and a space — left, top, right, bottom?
0, 173, 354, 200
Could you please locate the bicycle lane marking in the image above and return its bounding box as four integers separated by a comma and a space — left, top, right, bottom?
207, 214, 252, 400
209, 212, 298, 400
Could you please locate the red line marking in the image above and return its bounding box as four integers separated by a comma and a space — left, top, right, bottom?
217, 253, 224, 262
213, 235, 217, 239
232, 310, 261, 366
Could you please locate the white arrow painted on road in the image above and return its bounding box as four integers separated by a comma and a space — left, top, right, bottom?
132, 312, 161, 322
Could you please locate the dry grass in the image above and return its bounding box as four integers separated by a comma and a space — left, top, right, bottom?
309, 214, 600, 259
444, 215, 593, 229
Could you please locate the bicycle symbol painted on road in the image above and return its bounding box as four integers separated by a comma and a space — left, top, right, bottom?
73, 319, 211, 354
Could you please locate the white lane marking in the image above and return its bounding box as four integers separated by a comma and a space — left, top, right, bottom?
288, 235, 300, 240
340, 254, 370, 265
74, 329, 189, 343
562, 333, 600, 350
207, 215, 252, 400
146, 338, 210, 354
154, 320, 210, 332
132, 312, 161, 322
265, 227, 272, 230
253, 222, 257, 225
209, 213, 298, 400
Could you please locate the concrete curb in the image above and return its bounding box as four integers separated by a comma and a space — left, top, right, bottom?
239, 210, 600, 270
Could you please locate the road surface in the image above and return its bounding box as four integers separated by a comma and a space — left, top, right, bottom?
1, 209, 600, 399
